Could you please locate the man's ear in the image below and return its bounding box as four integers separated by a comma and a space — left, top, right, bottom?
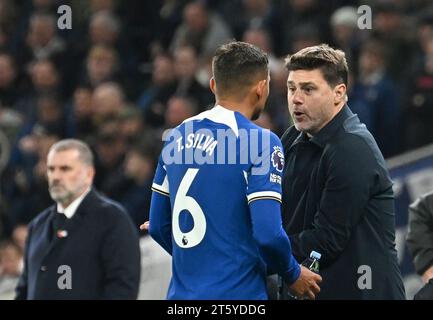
334, 83, 347, 105
87, 166, 95, 183
255, 78, 267, 99
209, 77, 216, 95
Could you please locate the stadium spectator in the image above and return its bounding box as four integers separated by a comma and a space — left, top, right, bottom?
93, 119, 127, 192
89, 11, 121, 48
0, 240, 22, 299
0, 53, 20, 109
118, 106, 145, 147
19, 12, 67, 67
29, 58, 61, 94
0, 27, 8, 51
92, 82, 126, 124
164, 95, 198, 129
88, 10, 138, 84
329, 6, 360, 73
170, 1, 232, 57
15, 58, 62, 123
217, 0, 281, 54
118, 143, 157, 233
0, 0, 17, 41
90, 0, 116, 14
138, 53, 177, 127
0, 53, 22, 145
371, 2, 417, 82
240, 26, 290, 136
148, 0, 187, 53
11, 225, 28, 253
402, 36, 433, 151
253, 110, 274, 131
264, 60, 291, 137
0, 241, 22, 276
4, 125, 60, 231
242, 28, 280, 73
349, 39, 401, 157
290, 23, 322, 54
279, 0, 328, 55
82, 45, 119, 89
65, 85, 96, 141
241, 26, 292, 136
173, 45, 213, 109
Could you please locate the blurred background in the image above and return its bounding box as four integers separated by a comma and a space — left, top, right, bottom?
1, 0, 433, 299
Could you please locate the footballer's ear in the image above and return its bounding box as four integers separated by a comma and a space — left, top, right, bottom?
255, 79, 267, 97
210, 77, 216, 95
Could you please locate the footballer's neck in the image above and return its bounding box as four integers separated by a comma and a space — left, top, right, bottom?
215, 98, 255, 121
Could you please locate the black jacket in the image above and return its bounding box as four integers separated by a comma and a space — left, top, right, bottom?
407, 190, 433, 275
281, 105, 405, 299
15, 189, 141, 300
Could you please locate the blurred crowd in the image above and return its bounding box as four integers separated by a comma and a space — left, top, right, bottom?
2, 0, 433, 291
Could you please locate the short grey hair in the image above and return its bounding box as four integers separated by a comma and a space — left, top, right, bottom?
49, 139, 94, 166
90, 11, 121, 33
30, 12, 56, 29
94, 82, 125, 102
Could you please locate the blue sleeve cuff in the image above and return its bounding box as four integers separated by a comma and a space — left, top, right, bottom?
282, 256, 301, 285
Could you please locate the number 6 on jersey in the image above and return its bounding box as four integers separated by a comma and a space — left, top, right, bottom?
172, 168, 207, 248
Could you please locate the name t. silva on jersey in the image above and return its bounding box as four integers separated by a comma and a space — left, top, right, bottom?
175, 132, 218, 156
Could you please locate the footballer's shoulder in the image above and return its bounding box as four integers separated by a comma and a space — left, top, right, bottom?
181, 108, 213, 125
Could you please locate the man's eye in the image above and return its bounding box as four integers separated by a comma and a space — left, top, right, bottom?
304, 87, 313, 93
288, 87, 296, 92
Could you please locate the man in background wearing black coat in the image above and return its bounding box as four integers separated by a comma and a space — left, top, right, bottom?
15, 139, 141, 299
407, 190, 433, 299
281, 44, 405, 299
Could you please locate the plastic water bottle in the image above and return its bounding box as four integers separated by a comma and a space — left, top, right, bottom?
302, 250, 321, 274
279, 250, 321, 300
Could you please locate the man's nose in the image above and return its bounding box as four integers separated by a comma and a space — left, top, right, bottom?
291, 89, 304, 105
49, 169, 62, 181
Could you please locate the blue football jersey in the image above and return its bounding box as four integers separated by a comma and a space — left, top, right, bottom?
150, 105, 297, 299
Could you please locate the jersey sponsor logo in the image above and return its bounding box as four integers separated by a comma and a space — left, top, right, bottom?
271, 146, 284, 173
270, 173, 282, 184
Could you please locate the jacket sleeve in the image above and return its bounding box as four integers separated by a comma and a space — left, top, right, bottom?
289, 135, 382, 266
100, 206, 141, 300
406, 192, 433, 275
